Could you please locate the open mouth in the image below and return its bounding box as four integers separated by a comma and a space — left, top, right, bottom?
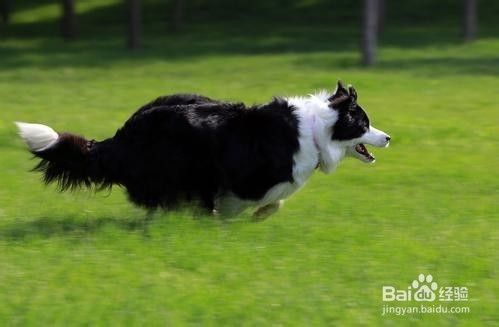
355, 143, 375, 162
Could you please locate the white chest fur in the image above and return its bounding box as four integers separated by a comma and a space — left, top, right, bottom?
256, 94, 335, 207
216, 92, 340, 215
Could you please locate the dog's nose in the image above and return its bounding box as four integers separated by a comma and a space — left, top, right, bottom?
385, 136, 391, 141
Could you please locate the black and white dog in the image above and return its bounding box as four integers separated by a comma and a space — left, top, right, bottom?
16, 81, 390, 218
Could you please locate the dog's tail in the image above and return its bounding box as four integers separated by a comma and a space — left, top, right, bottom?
15, 122, 113, 191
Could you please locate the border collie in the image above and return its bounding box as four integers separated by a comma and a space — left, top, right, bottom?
16, 81, 390, 218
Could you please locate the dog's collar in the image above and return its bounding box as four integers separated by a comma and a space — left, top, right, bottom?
310, 115, 321, 168
311, 115, 320, 150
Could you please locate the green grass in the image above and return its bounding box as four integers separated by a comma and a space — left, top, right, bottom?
0, 0, 498, 325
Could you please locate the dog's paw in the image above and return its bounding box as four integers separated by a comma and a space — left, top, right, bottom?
252, 201, 283, 221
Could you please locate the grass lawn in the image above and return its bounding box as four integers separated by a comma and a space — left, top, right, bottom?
0, 0, 498, 325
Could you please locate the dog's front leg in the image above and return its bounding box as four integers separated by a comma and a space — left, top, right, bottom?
214, 193, 248, 217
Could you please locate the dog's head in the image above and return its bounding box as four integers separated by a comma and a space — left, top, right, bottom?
325, 81, 390, 165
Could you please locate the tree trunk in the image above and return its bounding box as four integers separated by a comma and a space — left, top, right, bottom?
61, 0, 77, 40
171, 0, 184, 31
0, 0, 12, 23
127, 0, 142, 49
362, 0, 378, 66
463, 0, 477, 42
377, 0, 385, 34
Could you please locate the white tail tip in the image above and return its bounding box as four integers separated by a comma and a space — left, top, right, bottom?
15, 121, 59, 152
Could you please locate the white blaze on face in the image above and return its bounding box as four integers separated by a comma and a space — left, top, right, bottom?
347, 125, 391, 163
362, 125, 391, 148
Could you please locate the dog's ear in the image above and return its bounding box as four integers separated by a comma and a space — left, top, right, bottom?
348, 84, 357, 101
328, 80, 350, 107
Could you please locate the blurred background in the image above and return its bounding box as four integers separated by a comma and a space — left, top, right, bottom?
0, 0, 496, 61
0, 0, 498, 325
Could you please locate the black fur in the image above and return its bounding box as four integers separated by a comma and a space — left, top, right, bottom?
32, 94, 300, 211
331, 101, 370, 141
328, 81, 370, 141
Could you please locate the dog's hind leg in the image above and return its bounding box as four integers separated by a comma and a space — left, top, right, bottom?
253, 200, 283, 220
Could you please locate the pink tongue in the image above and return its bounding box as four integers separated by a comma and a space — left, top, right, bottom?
357, 144, 367, 154
356, 144, 374, 160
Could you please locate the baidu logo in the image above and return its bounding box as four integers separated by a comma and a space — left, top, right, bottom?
382, 273, 468, 302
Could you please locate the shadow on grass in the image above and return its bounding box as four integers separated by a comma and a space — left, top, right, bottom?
378, 56, 499, 76
0, 210, 249, 241
0, 215, 154, 241
0, 24, 360, 69
292, 55, 499, 76
2, 23, 498, 77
